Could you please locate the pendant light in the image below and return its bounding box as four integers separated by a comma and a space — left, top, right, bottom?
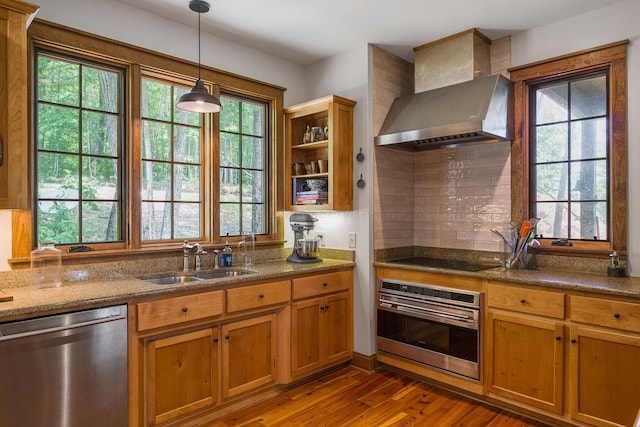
176, 0, 222, 113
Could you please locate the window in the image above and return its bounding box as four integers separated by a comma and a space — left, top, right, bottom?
530, 72, 609, 241
14, 22, 284, 261
219, 94, 268, 237
34, 50, 125, 246
140, 78, 203, 241
510, 41, 628, 254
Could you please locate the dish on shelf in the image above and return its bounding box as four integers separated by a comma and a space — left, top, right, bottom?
305, 179, 328, 191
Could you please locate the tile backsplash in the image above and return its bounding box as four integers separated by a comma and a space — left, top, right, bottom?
375, 141, 511, 251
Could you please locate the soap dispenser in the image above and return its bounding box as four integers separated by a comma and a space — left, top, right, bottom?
607, 251, 626, 277
222, 241, 233, 267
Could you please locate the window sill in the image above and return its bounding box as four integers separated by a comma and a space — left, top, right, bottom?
8, 240, 286, 268
532, 240, 622, 258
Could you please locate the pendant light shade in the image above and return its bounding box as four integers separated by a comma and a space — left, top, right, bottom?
176, 0, 222, 113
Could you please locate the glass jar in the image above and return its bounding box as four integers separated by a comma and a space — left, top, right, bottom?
30, 242, 62, 288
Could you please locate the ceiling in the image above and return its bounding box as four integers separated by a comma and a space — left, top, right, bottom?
117, 0, 626, 66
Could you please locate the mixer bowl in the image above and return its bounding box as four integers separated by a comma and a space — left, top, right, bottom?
296, 238, 320, 259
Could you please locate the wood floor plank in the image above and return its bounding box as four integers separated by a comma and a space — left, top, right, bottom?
203, 367, 553, 427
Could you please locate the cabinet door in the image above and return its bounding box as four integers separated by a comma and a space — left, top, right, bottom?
221, 314, 277, 398
488, 312, 564, 414
146, 328, 218, 425
291, 297, 322, 377
291, 291, 353, 379
0, 1, 37, 209
323, 291, 352, 365
570, 326, 640, 427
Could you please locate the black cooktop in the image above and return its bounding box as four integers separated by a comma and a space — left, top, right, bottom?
387, 257, 500, 272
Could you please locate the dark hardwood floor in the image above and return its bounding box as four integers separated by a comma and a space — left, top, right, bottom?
205, 367, 553, 427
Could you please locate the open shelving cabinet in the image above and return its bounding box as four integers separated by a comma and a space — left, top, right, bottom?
284, 95, 356, 211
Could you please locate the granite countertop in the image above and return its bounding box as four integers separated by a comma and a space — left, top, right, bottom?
374, 260, 640, 298
0, 259, 355, 320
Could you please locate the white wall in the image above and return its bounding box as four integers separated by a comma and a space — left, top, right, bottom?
283, 46, 376, 355
511, 0, 640, 275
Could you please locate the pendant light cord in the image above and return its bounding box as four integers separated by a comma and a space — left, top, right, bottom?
197, 9, 202, 80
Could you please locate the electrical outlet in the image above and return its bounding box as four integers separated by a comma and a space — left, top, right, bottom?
315, 231, 326, 247
348, 232, 356, 248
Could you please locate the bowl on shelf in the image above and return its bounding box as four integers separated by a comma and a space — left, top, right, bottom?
305, 179, 327, 191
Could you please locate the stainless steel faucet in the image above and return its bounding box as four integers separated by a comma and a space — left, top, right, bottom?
182, 240, 196, 272
194, 244, 206, 270
213, 249, 220, 269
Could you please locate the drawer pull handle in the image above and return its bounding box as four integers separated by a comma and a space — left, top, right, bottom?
555, 336, 562, 341
571, 338, 577, 344
614, 313, 620, 319
259, 293, 265, 299
519, 298, 526, 304
225, 335, 230, 340
182, 307, 188, 313
322, 282, 328, 287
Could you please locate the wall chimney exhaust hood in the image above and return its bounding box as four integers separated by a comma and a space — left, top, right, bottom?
375, 74, 512, 151
375, 29, 513, 151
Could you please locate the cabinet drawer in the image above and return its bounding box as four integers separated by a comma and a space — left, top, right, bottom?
488, 283, 565, 319
292, 270, 353, 300
137, 290, 224, 331
570, 295, 640, 333
226, 280, 290, 313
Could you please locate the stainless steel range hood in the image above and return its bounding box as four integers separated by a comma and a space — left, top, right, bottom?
375, 74, 512, 151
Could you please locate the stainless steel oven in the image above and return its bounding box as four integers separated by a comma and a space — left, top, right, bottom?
376, 278, 482, 380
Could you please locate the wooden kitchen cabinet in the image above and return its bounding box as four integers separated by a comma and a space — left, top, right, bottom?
284, 95, 356, 211
221, 313, 278, 399
0, 0, 38, 209
137, 289, 224, 331
487, 283, 566, 414
291, 270, 354, 378
568, 295, 640, 427
145, 327, 219, 425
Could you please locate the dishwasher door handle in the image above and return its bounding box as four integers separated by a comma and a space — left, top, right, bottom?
0, 311, 126, 341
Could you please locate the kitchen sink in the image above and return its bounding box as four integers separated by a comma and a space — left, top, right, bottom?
142, 274, 203, 285
194, 269, 256, 279
141, 268, 256, 285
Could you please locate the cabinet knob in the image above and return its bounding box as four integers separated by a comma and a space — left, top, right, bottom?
324, 305, 330, 311
571, 338, 577, 344
213, 337, 219, 343
259, 293, 265, 299
519, 298, 526, 304
555, 336, 562, 341
225, 335, 230, 340
614, 313, 620, 319
322, 282, 328, 287
182, 307, 188, 313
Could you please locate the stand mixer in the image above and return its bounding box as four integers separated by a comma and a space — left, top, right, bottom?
287, 213, 322, 263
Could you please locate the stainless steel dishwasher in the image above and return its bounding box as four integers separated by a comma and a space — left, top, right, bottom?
0, 305, 128, 427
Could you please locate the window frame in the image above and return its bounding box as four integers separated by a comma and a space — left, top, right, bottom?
10, 19, 285, 263
218, 92, 270, 238
509, 40, 628, 256
33, 48, 127, 248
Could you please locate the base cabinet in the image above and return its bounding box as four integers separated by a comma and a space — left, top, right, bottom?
145, 328, 219, 425
291, 291, 351, 378
222, 314, 278, 399
488, 312, 564, 414
131, 269, 353, 426
568, 294, 640, 427
291, 270, 354, 379
486, 282, 640, 427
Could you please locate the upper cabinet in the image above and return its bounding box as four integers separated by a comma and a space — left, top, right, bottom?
284, 95, 356, 211
0, 0, 38, 209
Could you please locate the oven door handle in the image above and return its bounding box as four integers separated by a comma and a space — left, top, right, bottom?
379, 298, 477, 326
